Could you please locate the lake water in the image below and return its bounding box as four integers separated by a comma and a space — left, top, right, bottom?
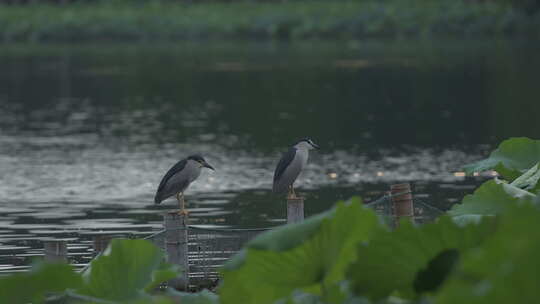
1, 39, 539, 272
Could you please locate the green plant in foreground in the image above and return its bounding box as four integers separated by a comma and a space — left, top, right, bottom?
0, 239, 185, 304
0, 263, 82, 303
78, 238, 179, 301
448, 177, 537, 225
219, 193, 539, 304
463, 137, 540, 180
220, 198, 379, 304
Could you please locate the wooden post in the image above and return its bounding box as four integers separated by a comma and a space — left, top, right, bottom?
391, 183, 414, 227
93, 235, 112, 255
287, 197, 304, 224
44, 240, 68, 263
164, 212, 189, 291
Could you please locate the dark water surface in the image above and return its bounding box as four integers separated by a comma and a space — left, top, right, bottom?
1, 39, 539, 271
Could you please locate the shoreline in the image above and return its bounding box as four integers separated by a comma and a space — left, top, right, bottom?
1, 1, 539, 42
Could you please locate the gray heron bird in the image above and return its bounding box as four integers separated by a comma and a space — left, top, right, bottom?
154, 154, 215, 215
273, 138, 319, 198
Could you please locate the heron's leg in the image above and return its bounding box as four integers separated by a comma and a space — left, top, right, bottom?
287, 185, 296, 199
180, 193, 189, 216
287, 185, 292, 199
291, 185, 297, 198
177, 192, 189, 216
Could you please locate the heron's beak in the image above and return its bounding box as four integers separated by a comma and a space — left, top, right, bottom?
203, 162, 215, 170
312, 143, 320, 150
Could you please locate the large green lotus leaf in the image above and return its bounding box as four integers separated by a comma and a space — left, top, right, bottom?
248, 208, 336, 252
220, 198, 380, 304
448, 180, 515, 219
436, 202, 540, 303
78, 239, 179, 301
224, 208, 333, 271
347, 216, 493, 300
463, 137, 540, 180
0, 262, 82, 303
448, 180, 535, 225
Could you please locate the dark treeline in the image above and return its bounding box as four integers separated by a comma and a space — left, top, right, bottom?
1, 0, 539, 42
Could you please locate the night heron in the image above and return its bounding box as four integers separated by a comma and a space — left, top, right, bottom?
273, 138, 320, 198
154, 154, 215, 215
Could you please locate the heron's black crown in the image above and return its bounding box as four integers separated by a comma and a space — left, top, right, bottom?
187, 154, 207, 162
296, 138, 319, 146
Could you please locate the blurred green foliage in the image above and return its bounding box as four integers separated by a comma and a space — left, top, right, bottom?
220, 199, 379, 304
347, 216, 494, 300
448, 179, 533, 225
77, 239, 180, 301
0, 263, 82, 303
0, 0, 539, 42
464, 137, 540, 180
436, 201, 540, 304
0, 239, 182, 304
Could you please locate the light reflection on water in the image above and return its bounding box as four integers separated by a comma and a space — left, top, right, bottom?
0, 133, 479, 204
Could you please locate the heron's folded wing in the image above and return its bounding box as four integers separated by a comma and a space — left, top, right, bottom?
273, 147, 297, 183
156, 159, 188, 194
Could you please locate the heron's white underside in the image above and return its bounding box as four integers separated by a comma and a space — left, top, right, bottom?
274, 147, 310, 193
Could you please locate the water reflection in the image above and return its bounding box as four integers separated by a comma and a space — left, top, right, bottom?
2, 40, 540, 149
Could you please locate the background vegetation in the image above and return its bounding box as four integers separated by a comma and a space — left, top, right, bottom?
0, 0, 539, 42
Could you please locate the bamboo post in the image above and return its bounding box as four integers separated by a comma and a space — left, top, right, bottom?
164, 212, 189, 291
287, 197, 304, 224
93, 235, 112, 255
391, 183, 414, 227
44, 240, 68, 263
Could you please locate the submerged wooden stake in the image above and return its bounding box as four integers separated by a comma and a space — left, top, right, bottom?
44, 240, 68, 263
391, 183, 414, 227
164, 212, 189, 291
287, 197, 305, 224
